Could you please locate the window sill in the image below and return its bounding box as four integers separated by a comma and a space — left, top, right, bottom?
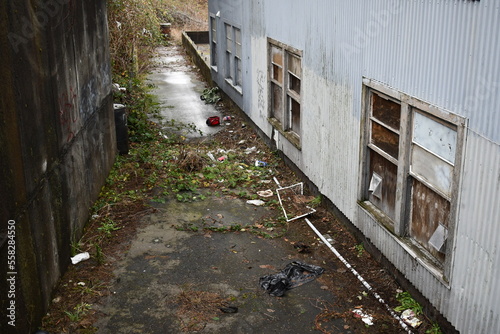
358, 201, 450, 288
224, 78, 243, 95
268, 117, 301, 150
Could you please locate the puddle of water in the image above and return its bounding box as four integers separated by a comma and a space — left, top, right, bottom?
147, 48, 222, 138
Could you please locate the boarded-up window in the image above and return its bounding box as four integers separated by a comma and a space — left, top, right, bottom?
223, 24, 242, 89
210, 16, 217, 68
363, 86, 463, 267
370, 93, 401, 160
234, 28, 242, 86
410, 179, 450, 264
225, 24, 233, 81
270, 44, 284, 123
289, 97, 300, 134
269, 40, 302, 141
269, 42, 302, 145
368, 150, 397, 221
367, 92, 401, 226
271, 83, 283, 123
408, 110, 456, 263
271, 45, 283, 83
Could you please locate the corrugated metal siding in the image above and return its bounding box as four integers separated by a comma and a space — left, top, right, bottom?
362, 0, 500, 142
450, 131, 500, 333
210, 1, 500, 332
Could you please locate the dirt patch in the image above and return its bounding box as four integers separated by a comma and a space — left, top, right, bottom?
175, 286, 232, 332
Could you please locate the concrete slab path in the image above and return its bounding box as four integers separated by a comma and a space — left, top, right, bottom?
93, 46, 342, 333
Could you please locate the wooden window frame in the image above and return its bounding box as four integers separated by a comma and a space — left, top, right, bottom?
267, 38, 302, 149
360, 78, 466, 282
210, 14, 217, 70
224, 23, 242, 94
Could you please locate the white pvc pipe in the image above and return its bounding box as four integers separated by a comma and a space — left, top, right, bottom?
304, 218, 413, 333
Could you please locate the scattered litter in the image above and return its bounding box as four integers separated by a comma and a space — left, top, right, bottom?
237, 140, 246, 145
71, 252, 90, 265
218, 156, 227, 162
259, 261, 324, 297
77, 282, 86, 286
112, 83, 127, 93
257, 190, 273, 197
255, 160, 268, 167
200, 87, 221, 104
401, 309, 422, 328
274, 179, 316, 222
259, 264, 275, 269
305, 218, 414, 333
246, 199, 265, 206
220, 306, 238, 313
293, 242, 311, 253
206, 116, 220, 126
245, 146, 257, 154
322, 234, 334, 243
223, 116, 231, 121
352, 308, 374, 326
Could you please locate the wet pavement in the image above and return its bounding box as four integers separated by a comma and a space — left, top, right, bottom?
94, 196, 340, 333
92, 46, 341, 333
147, 46, 222, 138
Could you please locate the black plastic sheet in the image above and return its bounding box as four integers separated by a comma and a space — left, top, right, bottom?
259, 261, 325, 297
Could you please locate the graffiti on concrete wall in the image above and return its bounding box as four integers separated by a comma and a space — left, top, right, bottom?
58, 87, 78, 142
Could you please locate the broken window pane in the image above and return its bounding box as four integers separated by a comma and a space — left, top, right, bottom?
210, 17, 217, 67
368, 149, 397, 222
287, 53, 301, 77
211, 17, 217, 43
410, 178, 450, 264
289, 73, 300, 95
273, 64, 283, 83
413, 110, 457, 164
234, 28, 241, 43
289, 97, 300, 134
371, 121, 399, 159
235, 58, 242, 86
271, 45, 283, 66
272, 83, 283, 123
411, 144, 453, 197
372, 93, 401, 131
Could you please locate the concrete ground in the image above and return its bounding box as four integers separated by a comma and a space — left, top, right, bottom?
92, 46, 343, 334
146, 46, 222, 139
94, 195, 342, 333
90, 45, 415, 334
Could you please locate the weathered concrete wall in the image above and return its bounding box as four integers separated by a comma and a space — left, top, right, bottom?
0, 0, 116, 333
182, 31, 213, 85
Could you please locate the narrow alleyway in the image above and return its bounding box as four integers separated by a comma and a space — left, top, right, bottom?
42, 44, 429, 333
90, 45, 417, 334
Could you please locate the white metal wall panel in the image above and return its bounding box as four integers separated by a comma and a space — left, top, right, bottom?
450, 130, 500, 333
209, 1, 500, 332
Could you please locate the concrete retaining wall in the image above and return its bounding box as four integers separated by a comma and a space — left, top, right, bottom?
0, 1, 115, 332
182, 31, 213, 85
